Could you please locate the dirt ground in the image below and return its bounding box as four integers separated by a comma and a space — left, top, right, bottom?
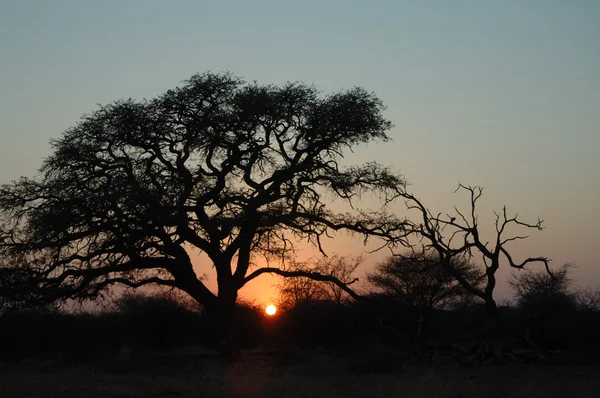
1, 348, 599, 398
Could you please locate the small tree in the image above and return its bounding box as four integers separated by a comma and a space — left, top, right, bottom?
509, 263, 576, 314
315, 254, 362, 305
277, 261, 328, 311
0, 72, 407, 342
367, 250, 482, 313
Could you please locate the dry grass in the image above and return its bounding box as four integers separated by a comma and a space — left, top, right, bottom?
1, 348, 599, 398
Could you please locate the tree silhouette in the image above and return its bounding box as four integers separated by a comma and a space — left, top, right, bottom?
367, 250, 482, 313
0, 72, 407, 341
396, 184, 550, 318
510, 263, 576, 314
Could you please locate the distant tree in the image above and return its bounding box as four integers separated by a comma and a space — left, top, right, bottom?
277, 255, 361, 310
0, 72, 407, 343
509, 263, 576, 314
317, 254, 362, 305
367, 250, 483, 313
277, 261, 328, 311
510, 263, 600, 313
395, 184, 551, 318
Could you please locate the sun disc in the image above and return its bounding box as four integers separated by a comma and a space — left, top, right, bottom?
265, 304, 277, 316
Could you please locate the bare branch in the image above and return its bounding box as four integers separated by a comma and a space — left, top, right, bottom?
244, 267, 362, 301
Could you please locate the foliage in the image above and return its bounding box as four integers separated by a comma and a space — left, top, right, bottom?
0, 253, 59, 314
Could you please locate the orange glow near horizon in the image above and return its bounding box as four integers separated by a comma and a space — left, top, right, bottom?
265, 304, 277, 316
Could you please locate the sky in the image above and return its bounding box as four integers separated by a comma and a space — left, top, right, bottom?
1, 1, 598, 305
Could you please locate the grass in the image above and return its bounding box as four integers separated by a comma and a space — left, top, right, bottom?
1, 348, 599, 398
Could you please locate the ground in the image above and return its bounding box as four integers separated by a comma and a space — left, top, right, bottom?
1, 348, 599, 398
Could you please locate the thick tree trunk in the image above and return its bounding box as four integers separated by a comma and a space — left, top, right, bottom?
174, 271, 239, 355
212, 285, 239, 357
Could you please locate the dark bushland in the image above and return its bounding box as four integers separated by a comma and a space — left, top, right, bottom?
0, 292, 274, 363
2, 290, 600, 366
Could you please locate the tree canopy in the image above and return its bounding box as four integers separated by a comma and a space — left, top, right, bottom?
0, 72, 407, 320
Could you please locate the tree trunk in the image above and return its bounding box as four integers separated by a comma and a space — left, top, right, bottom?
484, 297, 498, 320
213, 286, 239, 357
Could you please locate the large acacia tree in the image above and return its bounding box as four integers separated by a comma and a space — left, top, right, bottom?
0, 72, 407, 334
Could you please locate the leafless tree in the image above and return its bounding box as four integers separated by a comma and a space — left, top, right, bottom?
315, 254, 362, 305
396, 184, 551, 318
277, 261, 328, 311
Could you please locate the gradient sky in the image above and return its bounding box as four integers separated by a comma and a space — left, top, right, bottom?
1, 1, 598, 304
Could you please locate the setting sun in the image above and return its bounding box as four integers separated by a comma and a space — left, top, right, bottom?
265, 304, 277, 316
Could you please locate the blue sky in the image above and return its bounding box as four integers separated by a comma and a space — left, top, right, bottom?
1, 1, 598, 302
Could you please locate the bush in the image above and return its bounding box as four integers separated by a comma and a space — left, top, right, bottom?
509, 263, 577, 316
113, 291, 207, 349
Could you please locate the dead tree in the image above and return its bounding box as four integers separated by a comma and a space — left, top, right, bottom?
399, 183, 551, 319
